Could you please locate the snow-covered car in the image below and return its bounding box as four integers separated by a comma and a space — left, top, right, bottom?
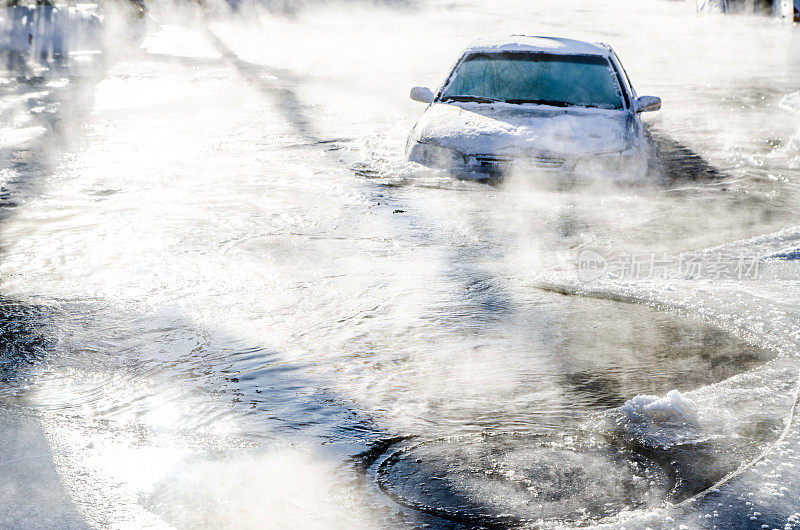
405, 36, 662, 180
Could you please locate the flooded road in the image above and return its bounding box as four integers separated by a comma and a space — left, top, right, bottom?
1, 0, 800, 527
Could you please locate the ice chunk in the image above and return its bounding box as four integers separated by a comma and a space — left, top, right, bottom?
620, 390, 700, 425
611, 390, 704, 449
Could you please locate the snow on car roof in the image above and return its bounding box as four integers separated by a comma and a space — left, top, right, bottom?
465, 36, 611, 57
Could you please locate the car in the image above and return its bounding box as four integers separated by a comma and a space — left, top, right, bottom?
405, 36, 662, 181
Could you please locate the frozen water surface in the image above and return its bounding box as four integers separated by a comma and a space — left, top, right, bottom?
1, 0, 800, 527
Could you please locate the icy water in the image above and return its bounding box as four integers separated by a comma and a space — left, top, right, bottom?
1, 0, 800, 528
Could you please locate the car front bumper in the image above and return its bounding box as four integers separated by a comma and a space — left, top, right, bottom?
407, 142, 647, 180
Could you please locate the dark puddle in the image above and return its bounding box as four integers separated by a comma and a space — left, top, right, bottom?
374, 432, 671, 528
0, 297, 53, 396
359, 296, 776, 528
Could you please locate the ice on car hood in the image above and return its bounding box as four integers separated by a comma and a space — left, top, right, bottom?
414, 102, 630, 157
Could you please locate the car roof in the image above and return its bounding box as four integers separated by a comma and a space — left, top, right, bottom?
464, 35, 612, 57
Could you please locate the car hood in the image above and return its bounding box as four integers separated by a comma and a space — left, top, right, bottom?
413, 102, 631, 157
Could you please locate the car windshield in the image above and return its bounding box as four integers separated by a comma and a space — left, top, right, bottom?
440, 52, 625, 110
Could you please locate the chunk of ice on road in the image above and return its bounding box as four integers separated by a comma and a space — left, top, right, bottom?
620, 390, 699, 425
611, 390, 704, 448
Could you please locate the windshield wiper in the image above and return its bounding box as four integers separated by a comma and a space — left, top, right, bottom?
441, 95, 502, 104
504, 99, 574, 107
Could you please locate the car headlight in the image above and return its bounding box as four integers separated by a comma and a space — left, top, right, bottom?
573, 152, 621, 177
408, 142, 466, 169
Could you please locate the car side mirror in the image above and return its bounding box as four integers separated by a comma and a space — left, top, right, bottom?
410, 86, 434, 104
634, 95, 661, 113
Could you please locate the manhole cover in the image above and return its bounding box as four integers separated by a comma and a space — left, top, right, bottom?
375, 432, 672, 526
